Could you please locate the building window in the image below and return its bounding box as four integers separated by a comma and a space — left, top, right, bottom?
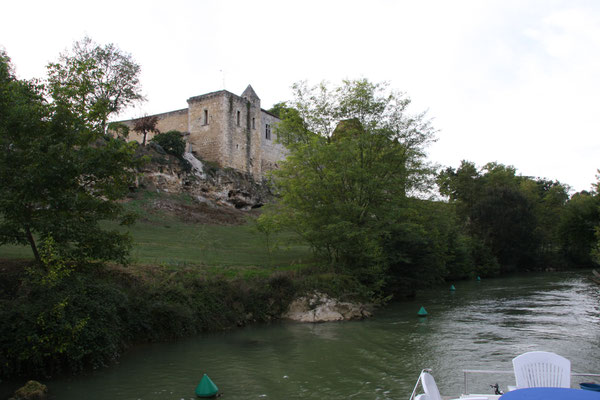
237, 110, 240, 126
203, 109, 209, 125
266, 124, 271, 140
252, 118, 255, 129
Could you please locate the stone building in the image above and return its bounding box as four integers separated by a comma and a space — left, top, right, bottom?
121, 85, 287, 180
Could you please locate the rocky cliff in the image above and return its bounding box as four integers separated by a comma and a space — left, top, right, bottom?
132, 143, 272, 218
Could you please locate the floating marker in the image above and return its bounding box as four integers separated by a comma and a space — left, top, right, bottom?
417, 306, 428, 316
477, 276, 481, 281
450, 284, 456, 291
196, 374, 219, 398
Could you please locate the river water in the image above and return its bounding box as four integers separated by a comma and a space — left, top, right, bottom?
3, 271, 600, 399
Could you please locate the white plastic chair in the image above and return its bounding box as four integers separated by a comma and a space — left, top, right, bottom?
420, 371, 443, 400
512, 351, 571, 389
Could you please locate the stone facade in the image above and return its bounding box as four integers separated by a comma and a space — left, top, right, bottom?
120, 85, 286, 180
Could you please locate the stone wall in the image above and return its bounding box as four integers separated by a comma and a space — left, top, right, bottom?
260, 110, 288, 172
221, 92, 261, 177
122, 108, 188, 144
187, 91, 227, 168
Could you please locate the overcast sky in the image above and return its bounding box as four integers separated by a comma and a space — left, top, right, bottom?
2, 0, 599, 192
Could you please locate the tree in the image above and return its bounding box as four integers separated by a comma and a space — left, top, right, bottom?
269, 79, 436, 272
438, 161, 570, 271
107, 121, 130, 140
133, 114, 159, 146
0, 50, 140, 264
47, 36, 143, 135
559, 190, 600, 266
267, 101, 289, 118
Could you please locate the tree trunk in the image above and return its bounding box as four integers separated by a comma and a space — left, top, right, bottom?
24, 225, 41, 264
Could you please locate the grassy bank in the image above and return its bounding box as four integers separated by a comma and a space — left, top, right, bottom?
1, 191, 314, 277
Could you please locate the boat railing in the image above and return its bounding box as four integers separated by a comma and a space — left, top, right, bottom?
462, 370, 600, 395
462, 369, 513, 394
408, 368, 431, 400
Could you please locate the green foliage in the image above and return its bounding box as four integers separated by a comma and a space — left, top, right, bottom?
0, 49, 141, 264
0, 261, 299, 378
150, 130, 186, 157
108, 121, 130, 139
270, 79, 436, 273
0, 253, 125, 377
438, 161, 571, 271
47, 36, 143, 134
379, 199, 500, 296
267, 101, 289, 119
253, 211, 284, 266
296, 271, 379, 303
559, 191, 600, 266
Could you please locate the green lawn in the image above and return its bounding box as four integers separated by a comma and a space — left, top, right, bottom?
126, 218, 312, 269
0, 194, 314, 278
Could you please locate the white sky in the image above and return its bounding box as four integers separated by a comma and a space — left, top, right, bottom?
2, 0, 599, 192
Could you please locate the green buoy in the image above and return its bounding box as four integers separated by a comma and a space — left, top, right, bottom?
196, 374, 219, 398
477, 276, 481, 281
450, 284, 456, 291
417, 306, 428, 316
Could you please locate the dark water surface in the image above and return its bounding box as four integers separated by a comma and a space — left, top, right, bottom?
3, 271, 600, 399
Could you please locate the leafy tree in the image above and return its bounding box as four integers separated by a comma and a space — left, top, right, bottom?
472, 183, 537, 270
0, 50, 140, 264
133, 114, 159, 146
267, 101, 288, 118
150, 130, 186, 157
438, 161, 570, 271
559, 190, 600, 266
47, 36, 143, 135
107, 121, 130, 140
520, 178, 569, 259
269, 79, 436, 278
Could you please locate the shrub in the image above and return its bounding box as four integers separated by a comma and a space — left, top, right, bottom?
150, 130, 186, 157
0, 261, 300, 378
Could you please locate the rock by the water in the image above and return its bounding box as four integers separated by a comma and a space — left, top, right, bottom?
284, 292, 371, 322
11, 380, 47, 400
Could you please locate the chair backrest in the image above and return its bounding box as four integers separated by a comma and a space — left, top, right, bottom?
512, 351, 571, 388
420, 372, 443, 400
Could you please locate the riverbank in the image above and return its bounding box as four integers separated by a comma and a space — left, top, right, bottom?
0, 256, 377, 381
3, 270, 597, 400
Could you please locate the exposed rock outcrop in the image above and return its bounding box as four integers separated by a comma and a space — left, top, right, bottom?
284, 292, 372, 322
133, 144, 271, 211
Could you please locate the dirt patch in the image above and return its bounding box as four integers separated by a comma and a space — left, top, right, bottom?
151, 198, 261, 225
126, 191, 263, 226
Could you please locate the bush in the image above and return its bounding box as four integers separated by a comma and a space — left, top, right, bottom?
0, 261, 300, 378
150, 130, 186, 157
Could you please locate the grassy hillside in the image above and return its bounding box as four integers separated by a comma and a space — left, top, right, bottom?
0, 191, 314, 278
